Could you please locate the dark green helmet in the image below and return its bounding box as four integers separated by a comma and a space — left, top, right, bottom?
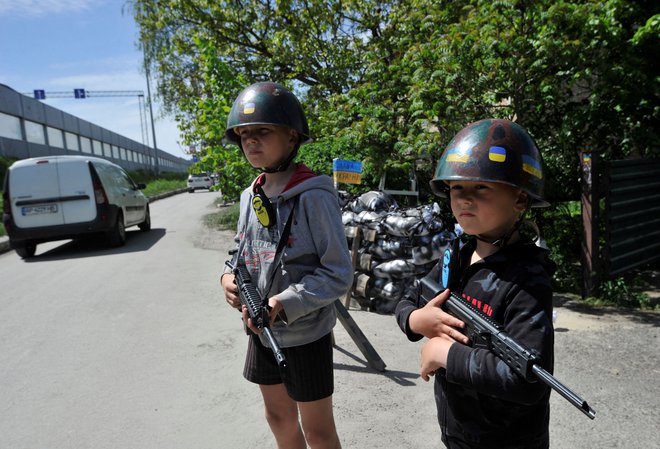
224, 81, 311, 145
430, 118, 549, 208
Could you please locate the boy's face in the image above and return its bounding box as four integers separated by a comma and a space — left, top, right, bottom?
234, 124, 298, 169
447, 180, 527, 240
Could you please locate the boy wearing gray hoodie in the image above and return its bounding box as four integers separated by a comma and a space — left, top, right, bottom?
221, 82, 353, 449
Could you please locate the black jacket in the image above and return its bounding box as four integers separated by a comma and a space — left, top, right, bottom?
395, 237, 556, 449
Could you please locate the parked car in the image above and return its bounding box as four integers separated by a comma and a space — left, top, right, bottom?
187, 173, 214, 192
2, 156, 151, 258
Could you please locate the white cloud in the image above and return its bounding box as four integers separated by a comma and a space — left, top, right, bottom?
0, 0, 96, 16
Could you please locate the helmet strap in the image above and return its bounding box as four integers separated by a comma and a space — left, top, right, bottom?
475, 208, 529, 248
261, 145, 300, 173
475, 220, 520, 248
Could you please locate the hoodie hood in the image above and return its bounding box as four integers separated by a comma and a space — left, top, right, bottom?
252, 163, 335, 202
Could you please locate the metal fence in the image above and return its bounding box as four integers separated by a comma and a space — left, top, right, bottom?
581, 153, 660, 297
605, 158, 660, 276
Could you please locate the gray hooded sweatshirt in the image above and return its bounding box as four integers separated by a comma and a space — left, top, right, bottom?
225, 168, 353, 348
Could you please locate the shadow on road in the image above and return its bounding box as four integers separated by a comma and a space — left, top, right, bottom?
333, 344, 418, 386
554, 293, 660, 328
24, 228, 167, 262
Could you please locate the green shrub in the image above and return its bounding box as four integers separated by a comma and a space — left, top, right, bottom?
533, 201, 582, 292
1, 157, 16, 185
128, 169, 186, 184
585, 276, 654, 309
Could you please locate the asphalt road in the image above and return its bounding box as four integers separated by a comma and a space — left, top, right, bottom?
1, 191, 658, 449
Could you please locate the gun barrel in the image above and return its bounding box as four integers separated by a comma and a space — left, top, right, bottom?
263, 328, 287, 368
532, 365, 596, 419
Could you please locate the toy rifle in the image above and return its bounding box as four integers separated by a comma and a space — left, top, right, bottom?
225, 260, 287, 369
419, 276, 596, 419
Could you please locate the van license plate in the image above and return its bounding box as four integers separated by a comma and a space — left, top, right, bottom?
21, 204, 58, 216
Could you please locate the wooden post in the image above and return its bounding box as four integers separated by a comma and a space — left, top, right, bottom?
580, 152, 600, 298
334, 300, 387, 372
336, 225, 387, 371
343, 226, 361, 308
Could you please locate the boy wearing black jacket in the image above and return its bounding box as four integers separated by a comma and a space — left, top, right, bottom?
395, 119, 556, 449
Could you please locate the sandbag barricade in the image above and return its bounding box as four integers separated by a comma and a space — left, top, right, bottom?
340, 191, 456, 314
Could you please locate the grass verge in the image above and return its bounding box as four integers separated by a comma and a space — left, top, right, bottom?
203, 201, 240, 232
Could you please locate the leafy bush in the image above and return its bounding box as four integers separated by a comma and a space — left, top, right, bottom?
532, 201, 582, 292
128, 169, 186, 184
586, 276, 654, 309
0, 156, 16, 185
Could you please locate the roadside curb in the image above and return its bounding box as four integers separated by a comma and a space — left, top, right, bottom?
0, 235, 9, 254
0, 187, 189, 256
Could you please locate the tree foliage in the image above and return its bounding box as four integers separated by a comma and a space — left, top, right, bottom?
129, 0, 659, 202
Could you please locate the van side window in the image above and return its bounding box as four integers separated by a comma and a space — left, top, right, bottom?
119, 170, 137, 190
93, 163, 127, 191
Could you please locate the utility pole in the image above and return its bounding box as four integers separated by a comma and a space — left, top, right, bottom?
144, 62, 160, 176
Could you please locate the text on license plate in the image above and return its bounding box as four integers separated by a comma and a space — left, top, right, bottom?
21, 204, 58, 216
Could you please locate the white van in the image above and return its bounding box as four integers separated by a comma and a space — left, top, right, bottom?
2, 156, 151, 258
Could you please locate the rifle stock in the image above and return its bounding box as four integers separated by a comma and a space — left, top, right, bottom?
226, 261, 287, 369
419, 276, 595, 419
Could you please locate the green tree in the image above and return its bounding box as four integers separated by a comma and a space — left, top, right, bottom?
130, 0, 658, 201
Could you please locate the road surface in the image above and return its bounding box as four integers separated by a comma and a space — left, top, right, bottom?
1, 191, 658, 448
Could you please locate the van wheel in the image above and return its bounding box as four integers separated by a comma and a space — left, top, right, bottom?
107, 211, 126, 247
138, 207, 151, 232
15, 241, 37, 259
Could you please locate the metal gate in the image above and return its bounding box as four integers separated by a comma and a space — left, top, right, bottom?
580, 154, 660, 297
605, 158, 660, 276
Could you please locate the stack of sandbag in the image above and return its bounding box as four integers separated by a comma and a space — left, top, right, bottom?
341, 191, 456, 314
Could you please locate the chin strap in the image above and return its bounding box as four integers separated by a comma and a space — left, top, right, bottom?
474, 195, 535, 248
474, 220, 522, 248
261, 146, 300, 173
474, 208, 529, 248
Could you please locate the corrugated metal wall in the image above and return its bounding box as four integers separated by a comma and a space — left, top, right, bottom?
606, 158, 660, 276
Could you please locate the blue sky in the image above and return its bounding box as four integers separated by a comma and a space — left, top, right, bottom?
0, 0, 187, 158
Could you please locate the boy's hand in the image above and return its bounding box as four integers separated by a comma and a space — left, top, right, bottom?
420, 337, 454, 381
267, 297, 284, 325
242, 305, 260, 334
221, 273, 240, 309
242, 297, 284, 335
409, 289, 469, 343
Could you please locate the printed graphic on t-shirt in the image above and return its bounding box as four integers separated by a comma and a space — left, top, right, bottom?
242, 239, 277, 293
461, 292, 494, 317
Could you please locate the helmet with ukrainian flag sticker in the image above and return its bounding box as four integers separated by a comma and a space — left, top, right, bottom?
430, 118, 548, 208
224, 81, 311, 145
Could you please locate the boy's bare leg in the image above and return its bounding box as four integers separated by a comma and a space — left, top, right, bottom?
260, 384, 306, 449
298, 395, 342, 449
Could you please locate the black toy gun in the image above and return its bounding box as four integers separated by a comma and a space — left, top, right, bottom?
225, 260, 287, 369
419, 276, 596, 419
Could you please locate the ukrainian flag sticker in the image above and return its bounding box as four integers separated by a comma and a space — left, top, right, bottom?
243, 102, 255, 114
523, 155, 543, 178
446, 148, 469, 163
489, 146, 506, 162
